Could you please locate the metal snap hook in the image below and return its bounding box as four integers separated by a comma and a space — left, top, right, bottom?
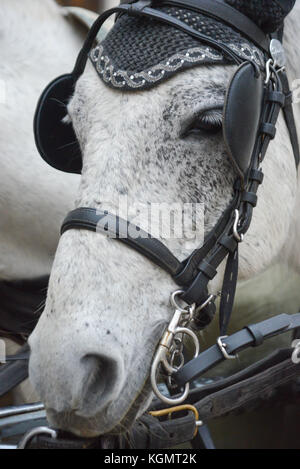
233, 210, 244, 243
170, 290, 189, 312
265, 58, 274, 85
150, 292, 200, 405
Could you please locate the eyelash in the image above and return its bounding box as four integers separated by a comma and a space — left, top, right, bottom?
198, 109, 223, 130
183, 109, 223, 137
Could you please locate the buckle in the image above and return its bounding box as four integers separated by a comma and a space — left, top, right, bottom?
217, 336, 237, 360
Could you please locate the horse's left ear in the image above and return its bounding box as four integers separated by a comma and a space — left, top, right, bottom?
225, 0, 296, 33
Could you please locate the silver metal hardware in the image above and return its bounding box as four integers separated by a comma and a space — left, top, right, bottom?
217, 336, 237, 360
291, 340, 300, 364
233, 210, 244, 243
265, 58, 274, 85
270, 39, 286, 69
151, 291, 200, 405
195, 294, 215, 313
0, 403, 45, 419
17, 427, 57, 449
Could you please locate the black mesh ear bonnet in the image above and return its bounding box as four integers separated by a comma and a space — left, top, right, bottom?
90, 0, 295, 92
225, 0, 296, 33
90, 2, 266, 92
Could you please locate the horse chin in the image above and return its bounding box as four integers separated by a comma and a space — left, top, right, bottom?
45, 381, 153, 439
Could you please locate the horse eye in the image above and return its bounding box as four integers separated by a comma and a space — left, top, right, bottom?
183, 109, 223, 137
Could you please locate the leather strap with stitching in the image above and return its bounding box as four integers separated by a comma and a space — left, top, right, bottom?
174, 313, 300, 386
62, 208, 181, 276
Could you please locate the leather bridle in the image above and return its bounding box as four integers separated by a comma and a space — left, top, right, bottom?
1, 0, 300, 450
59, 0, 300, 405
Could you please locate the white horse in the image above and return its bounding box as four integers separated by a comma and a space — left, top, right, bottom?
3, 0, 300, 446
0, 0, 106, 403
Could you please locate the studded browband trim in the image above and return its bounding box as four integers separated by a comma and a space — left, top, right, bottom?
72, 0, 269, 81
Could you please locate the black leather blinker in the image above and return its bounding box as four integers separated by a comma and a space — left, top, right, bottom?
223, 61, 264, 183
34, 74, 82, 174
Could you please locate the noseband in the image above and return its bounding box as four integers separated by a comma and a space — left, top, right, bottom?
35, 0, 300, 406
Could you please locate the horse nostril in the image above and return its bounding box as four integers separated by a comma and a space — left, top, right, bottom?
81, 354, 121, 406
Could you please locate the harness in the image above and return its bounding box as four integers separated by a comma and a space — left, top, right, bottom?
1, 0, 300, 449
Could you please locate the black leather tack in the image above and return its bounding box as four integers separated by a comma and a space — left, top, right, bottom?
260, 122, 277, 139
218, 235, 238, 253
246, 323, 264, 346
242, 191, 257, 207
249, 168, 264, 184
234, 179, 242, 191
266, 90, 285, 107
198, 260, 217, 280
129, 0, 152, 12
193, 307, 216, 329
284, 91, 293, 107
62, 208, 181, 276
223, 61, 264, 180
174, 313, 295, 386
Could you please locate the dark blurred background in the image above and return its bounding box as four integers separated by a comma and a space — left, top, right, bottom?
56, 1, 117, 12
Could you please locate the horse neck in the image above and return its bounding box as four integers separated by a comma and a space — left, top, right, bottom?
285, 5, 300, 80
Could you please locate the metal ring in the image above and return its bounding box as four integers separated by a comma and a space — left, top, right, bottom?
17, 427, 57, 449
196, 294, 215, 313
151, 377, 190, 406
161, 328, 199, 375
174, 327, 200, 358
